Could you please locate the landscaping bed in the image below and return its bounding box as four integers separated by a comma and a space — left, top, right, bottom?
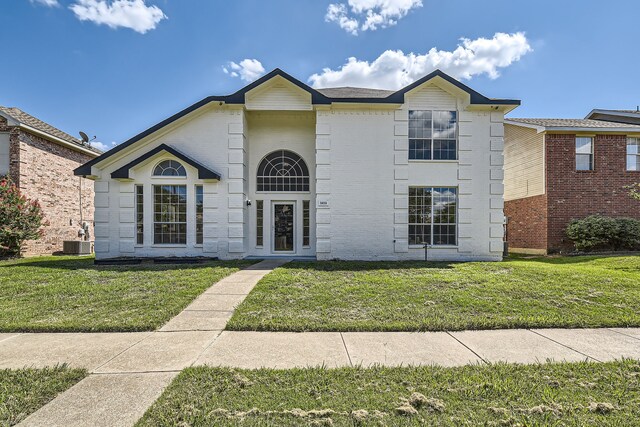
0, 366, 86, 426
0, 256, 254, 332
137, 360, 640, 426
228, 255, 640, 332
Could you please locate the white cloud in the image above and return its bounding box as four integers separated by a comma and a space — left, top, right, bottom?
326, 0, 422, 35
90, 141, 116, 152
223, 59, 266, 83
308, 32, 532, 89
69, 0, 167, 34
30, 0, 60, 7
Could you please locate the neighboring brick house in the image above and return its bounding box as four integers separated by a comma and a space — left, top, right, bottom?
504, 118, 640, 254
0, 107, 100, 255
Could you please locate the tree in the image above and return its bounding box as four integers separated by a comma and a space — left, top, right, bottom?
0, 177, 47, 257
628, 183, 640, 201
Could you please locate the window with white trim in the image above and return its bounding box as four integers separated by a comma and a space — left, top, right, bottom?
303, 200, 310, 247
576, 137, 594, 171
409, 110, 457, 160
153, 160, 186, 177
256, 200, 264, 247
135, 185, 144, 245
257, 150, 309, 192
153, 185, 187, 244
409, 187, 457, 246
627, 138, 640, 171
195, 185, 203, 245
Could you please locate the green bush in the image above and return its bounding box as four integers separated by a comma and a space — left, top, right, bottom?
566, 215, 640, 252
0, 177, 47, 257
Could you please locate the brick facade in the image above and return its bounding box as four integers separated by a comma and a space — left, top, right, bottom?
504, 194, 547, 251
0, 116, 96, 256
545, 133, 640, 251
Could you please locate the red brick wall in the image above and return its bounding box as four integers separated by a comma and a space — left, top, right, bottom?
545, 133, 640, 252
505, 194, 547, 250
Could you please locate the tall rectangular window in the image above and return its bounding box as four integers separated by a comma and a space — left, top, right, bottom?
135, 185, 144, 245
627, 137, 640, 171
576, 137, 594, 170
256, 200, 263, 247
409, 187, 457, 246
303, 200, 310, 247
409, 110, 457, 160
195, 185, 203, 244
153, 185, 187, 244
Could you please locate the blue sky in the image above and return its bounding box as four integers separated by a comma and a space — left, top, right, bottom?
2, 0, 639, 150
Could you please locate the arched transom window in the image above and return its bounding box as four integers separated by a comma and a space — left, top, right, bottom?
257, 150, 309, 192
153, 160, 186, 177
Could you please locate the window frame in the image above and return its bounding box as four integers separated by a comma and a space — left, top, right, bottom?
302, 200, 310, 247
408, 186, 458, 247
135, 184, 144, 246
575, 136, 594, 171
408, 110, 458, 161
153, 184, 188, 245
627, 137, 640, 172
153, 159, 187, 177
195, 185, 203, 245
256, 200, 264, 247
256, 150, 310, 193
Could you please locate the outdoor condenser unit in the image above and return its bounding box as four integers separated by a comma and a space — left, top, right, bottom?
62, 240, 93, 255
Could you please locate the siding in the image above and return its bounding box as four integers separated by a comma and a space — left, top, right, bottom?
245, 79, 312, 111
504, 124, 545, 201
404, 85, 457, 110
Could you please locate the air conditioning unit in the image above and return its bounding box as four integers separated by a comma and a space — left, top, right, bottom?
63, 240, 93, 255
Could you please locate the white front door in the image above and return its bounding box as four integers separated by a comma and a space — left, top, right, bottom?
272, 202, 295, 253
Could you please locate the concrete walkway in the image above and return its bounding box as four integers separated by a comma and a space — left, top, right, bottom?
3, 257, 639, 425
14, 259, 290, 427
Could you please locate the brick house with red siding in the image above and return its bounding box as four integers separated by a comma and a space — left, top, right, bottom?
504, 118, 640, 253
0, 107, 100, 255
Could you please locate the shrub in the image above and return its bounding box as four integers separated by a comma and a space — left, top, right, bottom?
0, 177, 47, 257
566, 215, 640, 252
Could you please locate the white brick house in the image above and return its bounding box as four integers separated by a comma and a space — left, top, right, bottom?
75, 69, 519, 261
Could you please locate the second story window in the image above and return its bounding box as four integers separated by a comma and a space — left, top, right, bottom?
576, 137, 594, 171
409, 110, 457, 160
627, 138, 640, 171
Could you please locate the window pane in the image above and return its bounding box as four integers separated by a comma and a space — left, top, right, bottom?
433, 139, 457, 160
256, 200, 263, 247
409, 186, 456, 246
303, 200, 310, 247
195, 185, 203, 244
576, 154, 593, 171
135, 185, 144, 245
576, 137, 593, 154
628, 155, 640, 172
257, 150, 310, 192
153, 185, 187, 244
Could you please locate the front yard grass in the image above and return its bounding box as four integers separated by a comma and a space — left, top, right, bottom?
137, 360, 640, 426
0, 366, 86, 426
0, 256, 254, 332
228, 255, 640, 332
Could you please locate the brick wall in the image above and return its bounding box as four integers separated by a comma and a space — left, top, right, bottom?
504, 194, 547, 251
5, 125, 95, 255
546, 133, 640, 251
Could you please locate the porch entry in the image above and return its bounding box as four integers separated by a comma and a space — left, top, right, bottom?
273, 202, 295, 252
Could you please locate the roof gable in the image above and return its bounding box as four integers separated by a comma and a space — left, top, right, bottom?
245, 75, 313, 111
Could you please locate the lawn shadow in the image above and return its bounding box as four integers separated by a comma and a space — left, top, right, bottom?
281, 260, 458, 272
505, 253, 640, 266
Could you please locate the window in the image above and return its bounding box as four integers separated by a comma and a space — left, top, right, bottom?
409, 110, 457, 160
195, 185, 203, 244
256, 200, 264, 247
135, 185, 144, 245
257, 150, 310, 192
576, 137, 594, 171
409, 187, 457, 246
153, 160, 186, 177
153, 185, 187, 244
627, 138, 640, 171
303, 200, 310, 247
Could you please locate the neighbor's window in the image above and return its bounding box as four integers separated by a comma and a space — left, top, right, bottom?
409, 110, 457, 160
409, 187, 457, 246
627, 138, 640, 171
303, 200, 310, 247
153, 185, 187, 244
153, 160, 186, 177
135, 185, 144, 245
576, 137, 594, 171
195, 185, 203, 244
256, 200, 264, 247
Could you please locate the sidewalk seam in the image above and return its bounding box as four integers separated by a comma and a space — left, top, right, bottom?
340, 333, 353, 367
446, 332, 488, 364
606, 328, 640, 341
528, 329, 601, 362
91, 333, 153, 373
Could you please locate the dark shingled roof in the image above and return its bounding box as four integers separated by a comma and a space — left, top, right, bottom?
315, 87, 396, 99
507, 118, 640, 129
0, 106, 102, 154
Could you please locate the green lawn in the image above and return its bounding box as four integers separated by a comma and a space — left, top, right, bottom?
228, 255, 640, 332
0, 256, 254, 332
0, 366, 86, 426
137, 360, 640, 426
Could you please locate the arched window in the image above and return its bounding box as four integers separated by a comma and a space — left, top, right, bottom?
257, 150, 309, 192
153, 160, 186, 177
